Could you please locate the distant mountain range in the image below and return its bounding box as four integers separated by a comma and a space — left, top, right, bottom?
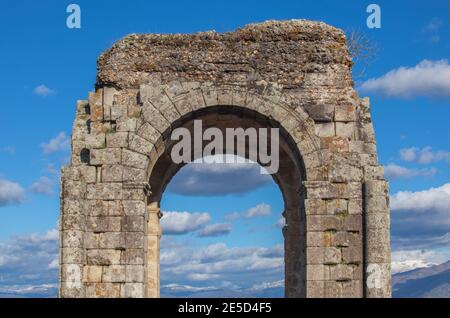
1, 262, 449, 298
393, 261, 450, 298
163, 261, 450, 298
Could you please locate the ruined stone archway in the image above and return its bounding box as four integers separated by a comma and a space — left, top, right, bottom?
59, 20, 391, 298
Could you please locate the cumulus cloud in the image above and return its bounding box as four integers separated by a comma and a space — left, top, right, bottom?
359, 60, 450, 98
31, 176, 55, 196
40, 132, 70, 154
0, 177, 25, 207
160, 241, 284, 296
198, 223, 232, 237
384, 163, 437, 180
400, 147, 419, 162
225, 203, 272, 221
391, 184, 450, 250
400, 147, 450, 165
417, 147, 450, 165
33, 85, 56, 97
0, 228, 58, 297
161, 211, 211, 235
167, 157, 272, 196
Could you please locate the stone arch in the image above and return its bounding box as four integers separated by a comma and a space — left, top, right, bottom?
139, 82, 319, 297
59, 20, 391, 298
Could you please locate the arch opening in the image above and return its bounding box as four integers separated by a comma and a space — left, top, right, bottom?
146, 106, 307, 298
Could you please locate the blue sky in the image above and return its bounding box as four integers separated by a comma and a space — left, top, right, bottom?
0, 0, 449, 297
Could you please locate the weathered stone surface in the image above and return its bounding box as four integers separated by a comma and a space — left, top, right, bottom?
87, 249, 122, 266
60, 20, 390, 299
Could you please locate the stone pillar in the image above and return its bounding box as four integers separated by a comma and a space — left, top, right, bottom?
147, 202, 162, 298
364, 180, 391, 298
304, 181, 364, 298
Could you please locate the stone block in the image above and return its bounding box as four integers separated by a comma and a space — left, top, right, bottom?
85, 232, 126, 249
336, 122, 355, 139
128, 133, 154, 156
85, 133, 106, 149
335, 105, 357, 122
102, 265, 126, 283
122, 149, 148, 169
307, 247, 341, 265
106, 132, 128, 148
60, 282, 85, 298
90, 148, 121, 165
326, 199, 348, 215
121, 249, 145, 265
83, 265, 103, 283
61, 230, 84, 248
126, 265, 145, 283
126, 232, 144, 249
366, 213, 390, 230
116, 117, 137, 132
62, 214, 85, 231
86, 283, 121, 298
320, 136, 349, 152
328, 264, 354, 281
86, 183, 123, 200
304, 199, 327, 215
86, 216, 121, 232
87, 249, 121, 266
61, 247, 85, 264
123, 200, 146, 216
123, 167, 146, 182
122, 216, 145, 232
342, 246, 363, 265
315, 122, 335, 137
61, 264, 83, 285
307, 215, 340, 231
111, 104, 128, 121
137, 122, 161, 144
121, 283, 145, 298
305, 104, 335, 121
101, 165, 124, 183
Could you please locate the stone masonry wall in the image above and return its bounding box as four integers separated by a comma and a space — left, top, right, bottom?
60, 20, 391, 298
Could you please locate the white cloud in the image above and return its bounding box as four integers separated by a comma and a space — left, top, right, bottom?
187, 273, 221, 281
416, 147, 450, 165
31, 176, 55, 196
40, 132, 70, 154
250, 279, 284, 291
0, 228, 58, 297
391, 184, 450, 250
359, 59, 450, 98
391, 183, 450, 212
384, 163, 437, 180
198, 223, 232, 237
0, 178, 25, 207
400, 147, 450, 165
33, 85, 56, 97
160, 241, 284, 292
225, 203, 272, 221
167, 155, 272, 196
161, 211, 211, 235
400, 147, 418, 162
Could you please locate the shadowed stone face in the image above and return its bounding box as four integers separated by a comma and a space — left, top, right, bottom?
60, 20, 391, 298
